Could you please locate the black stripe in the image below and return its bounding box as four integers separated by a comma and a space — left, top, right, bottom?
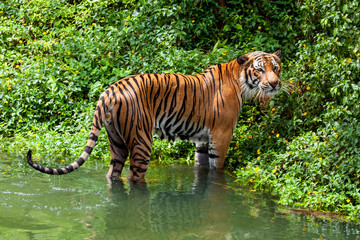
128, 78, 142, 108
244, 68, 249, 85
110, 159, 125, 165
192, 119, 203, 136
137, 167, 147, 173
141, 117, 153, 142
212, 113, 216, 128
164, 113, 175, 129
158, 111, 167, 126
136, 135, 151, 154
216, 94, 220, 116
100, 96, 106, 114
155, 97, 163, 119
131, 165, 148, 172
133, 159, 150, 165
189, 122, 200, 137
201, 73, 211, 103
183, 121, 194, 137
84, 145, 93, 154
248, 69, 256, 88
217, 64, 225, 107
92, 123, 101, 131
202, 111, 206, 127
143, 75, 153, 111
65, 165, 74, 172
163, 84, 174, 111
129, 166, 139, 177
173, 76, 188, 124
110, 86, 117, 105
96, 105, 103, 126
173, 122, 184, 134
183, 75, 197, 123
77, 157, 85, 166
152, 74, 161, 110
89, 133, 98, 141
94, 114, 101, 130
132, 151, 147, 160
209, 153, 219, 159
209, 68, 216, 95
116, 83, 130, 135
115, 84, 123, 131
196, 147, 208, 154
168, 88, 178, 116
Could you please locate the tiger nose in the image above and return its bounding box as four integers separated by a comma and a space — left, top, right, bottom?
269, 80, 281, 89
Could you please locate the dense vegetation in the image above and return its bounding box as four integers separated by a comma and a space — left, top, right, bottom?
1, 0, 359, 219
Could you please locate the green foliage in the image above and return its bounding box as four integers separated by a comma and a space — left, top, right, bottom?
227, 0, 360, 220
151, 137, 194, 165
0, 0, 359, 219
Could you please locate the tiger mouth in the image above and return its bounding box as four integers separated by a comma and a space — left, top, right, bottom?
261, 87, 280, 96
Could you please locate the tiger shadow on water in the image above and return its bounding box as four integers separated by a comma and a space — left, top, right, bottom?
100, 167, 233, 239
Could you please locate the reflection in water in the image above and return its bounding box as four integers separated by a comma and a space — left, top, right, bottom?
103, 168, 232, 240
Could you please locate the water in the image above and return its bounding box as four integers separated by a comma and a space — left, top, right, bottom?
1, 154, 360, 240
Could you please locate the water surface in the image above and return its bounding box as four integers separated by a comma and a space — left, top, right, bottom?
1, 153, 359, 239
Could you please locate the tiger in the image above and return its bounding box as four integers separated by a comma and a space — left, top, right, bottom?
27, 50, 282, 182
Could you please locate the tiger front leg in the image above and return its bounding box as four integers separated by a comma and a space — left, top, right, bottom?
208, 129, 233, 169
195, 142, 209, 166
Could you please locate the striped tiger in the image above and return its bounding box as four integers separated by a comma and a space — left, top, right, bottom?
27, 50, 282, 182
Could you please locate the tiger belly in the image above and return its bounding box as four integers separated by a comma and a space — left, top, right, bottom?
154, 125, 211, 167
154, 126, 210, 144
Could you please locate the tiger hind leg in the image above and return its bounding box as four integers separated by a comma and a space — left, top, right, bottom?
105, 124, 129, 180
128, 142, 152, 182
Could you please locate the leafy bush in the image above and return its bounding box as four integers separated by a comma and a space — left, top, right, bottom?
228, 0, 360, 219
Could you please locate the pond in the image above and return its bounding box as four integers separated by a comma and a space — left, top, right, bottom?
1, 153, 359, 240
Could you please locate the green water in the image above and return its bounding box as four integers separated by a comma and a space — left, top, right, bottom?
1, 154, 359, 240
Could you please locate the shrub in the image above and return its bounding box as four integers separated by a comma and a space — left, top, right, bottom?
228, 0, 360, 219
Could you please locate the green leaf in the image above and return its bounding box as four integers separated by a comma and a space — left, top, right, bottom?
235, 24, 243, 30
342, 96, 348, 105
113, 68, 132, 78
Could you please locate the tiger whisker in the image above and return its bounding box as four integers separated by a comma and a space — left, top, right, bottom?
281, 82, 293, 96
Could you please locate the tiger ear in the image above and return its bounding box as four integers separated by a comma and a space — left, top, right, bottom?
273, 50, 282, 59
237, 55, 249, 65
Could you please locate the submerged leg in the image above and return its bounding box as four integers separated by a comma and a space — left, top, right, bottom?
195, 142, 209, 166
105, 124, 129, 180
128, 142, 152, 182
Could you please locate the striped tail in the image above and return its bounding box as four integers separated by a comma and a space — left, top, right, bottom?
27, 102, 105, 175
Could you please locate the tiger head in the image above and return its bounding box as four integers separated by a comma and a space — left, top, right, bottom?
237, 50, 282, 99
